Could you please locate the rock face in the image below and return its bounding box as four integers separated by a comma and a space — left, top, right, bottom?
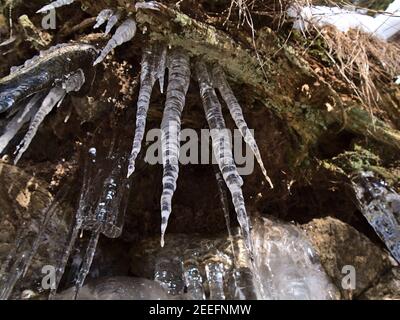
361, 268, 400, 300
302, 217, 394, 299
0, 162, 70, 299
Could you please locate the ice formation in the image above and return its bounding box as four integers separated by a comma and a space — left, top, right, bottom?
131, 217, 338, 300
251, 217, 338, 300
0, 190, 68, 300
0, 43, 97, 114
212, 65, 273, 189
352, 171, 400, 263
160, 49, 191, 247
37, 0, 75, 13
0, 94, 42, 154
52, 132, 132, 298
93, 18, 137, 66
195, 60, 253, 256
93, 9, 114, 30
135, 1, 161, 11
127, 43, 167, 178
105, 12, 121, 35
288, 0, 400, 40
56, 277, 173, 300
14, 70, 85, 164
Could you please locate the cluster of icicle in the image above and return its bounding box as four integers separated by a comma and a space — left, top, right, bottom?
0, 69, 85, 163
130, 217, 338, 300
125, 44, 273, 256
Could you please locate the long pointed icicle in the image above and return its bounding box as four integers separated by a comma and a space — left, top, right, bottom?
212, 65, 273, 189
93, 18, 136, 66
73, 230, 100, 299
37, 0, 75, 13
93, 9, 114, 29
0, 94, 42, 154
195, 60, 254, 257
160, 49, 191, 247
127, 43, 167, 178
14, 70, 85, 164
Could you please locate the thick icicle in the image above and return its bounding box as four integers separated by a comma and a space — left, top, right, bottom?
50, 146, 97, 298
212, 65, 273, 189
195, 60, 253, 256
37, 0, 75, 13
93, 9, 114, 29
183, 250, 205, 300
0, 94, 42, 154
93, 18, 137, 66
105, 12, 121, 35
205, 263, 226, 300
352, 171, 400, 263
127, 43, 167, 177
13, 70, 85, 164
0, 43, 97, 114
160, 49, 191, 247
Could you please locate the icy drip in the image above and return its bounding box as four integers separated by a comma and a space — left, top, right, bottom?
183, 250, 205, 300
252, 217, 338, 300
195, 60, 253, 257
94, 18, 136, 66
14, 70, 85, 164
73, 230, 100, 299
127, 43, 167, 178
135, 1, 161, 11
93, 9, 114, 30
0, 93, 42, 154
352, 171, 400, 263
160, 49, 191, 247
51, 135, 132, 297
154, 257, 184, 295
37, 0, 75, 13
212, 65, 273, 189
105, 12, 121, 35
205, 263, 226, 300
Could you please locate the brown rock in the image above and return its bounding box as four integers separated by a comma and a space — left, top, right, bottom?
361, 268, 400, 300
302, 217, 393, 299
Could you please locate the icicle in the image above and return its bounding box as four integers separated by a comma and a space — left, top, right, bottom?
37, 0, 75, 13
13, 70, 85, 164
195, 60, 254, 257
205, 263, 226, 300
160, 49, 190, 247
73, 230, 100, 299
0, 94, 41, 154
135, 1, 161, 11
105, 12, 121, 35
93, 9, 114, 29
50, 147, 97, 298
127, 43, 167, 178
13, 87, 66, 164
212, 65, 273, 189
352, 171, 400, 263
93, 18, 137, 66
183, 250, 205, 300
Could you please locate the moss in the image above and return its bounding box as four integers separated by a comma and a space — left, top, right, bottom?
320, 144, 399, 187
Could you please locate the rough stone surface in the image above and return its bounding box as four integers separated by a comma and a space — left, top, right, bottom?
301, 217, 394, 299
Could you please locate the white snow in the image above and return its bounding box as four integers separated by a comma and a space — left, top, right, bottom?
288, 0, 400, 40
